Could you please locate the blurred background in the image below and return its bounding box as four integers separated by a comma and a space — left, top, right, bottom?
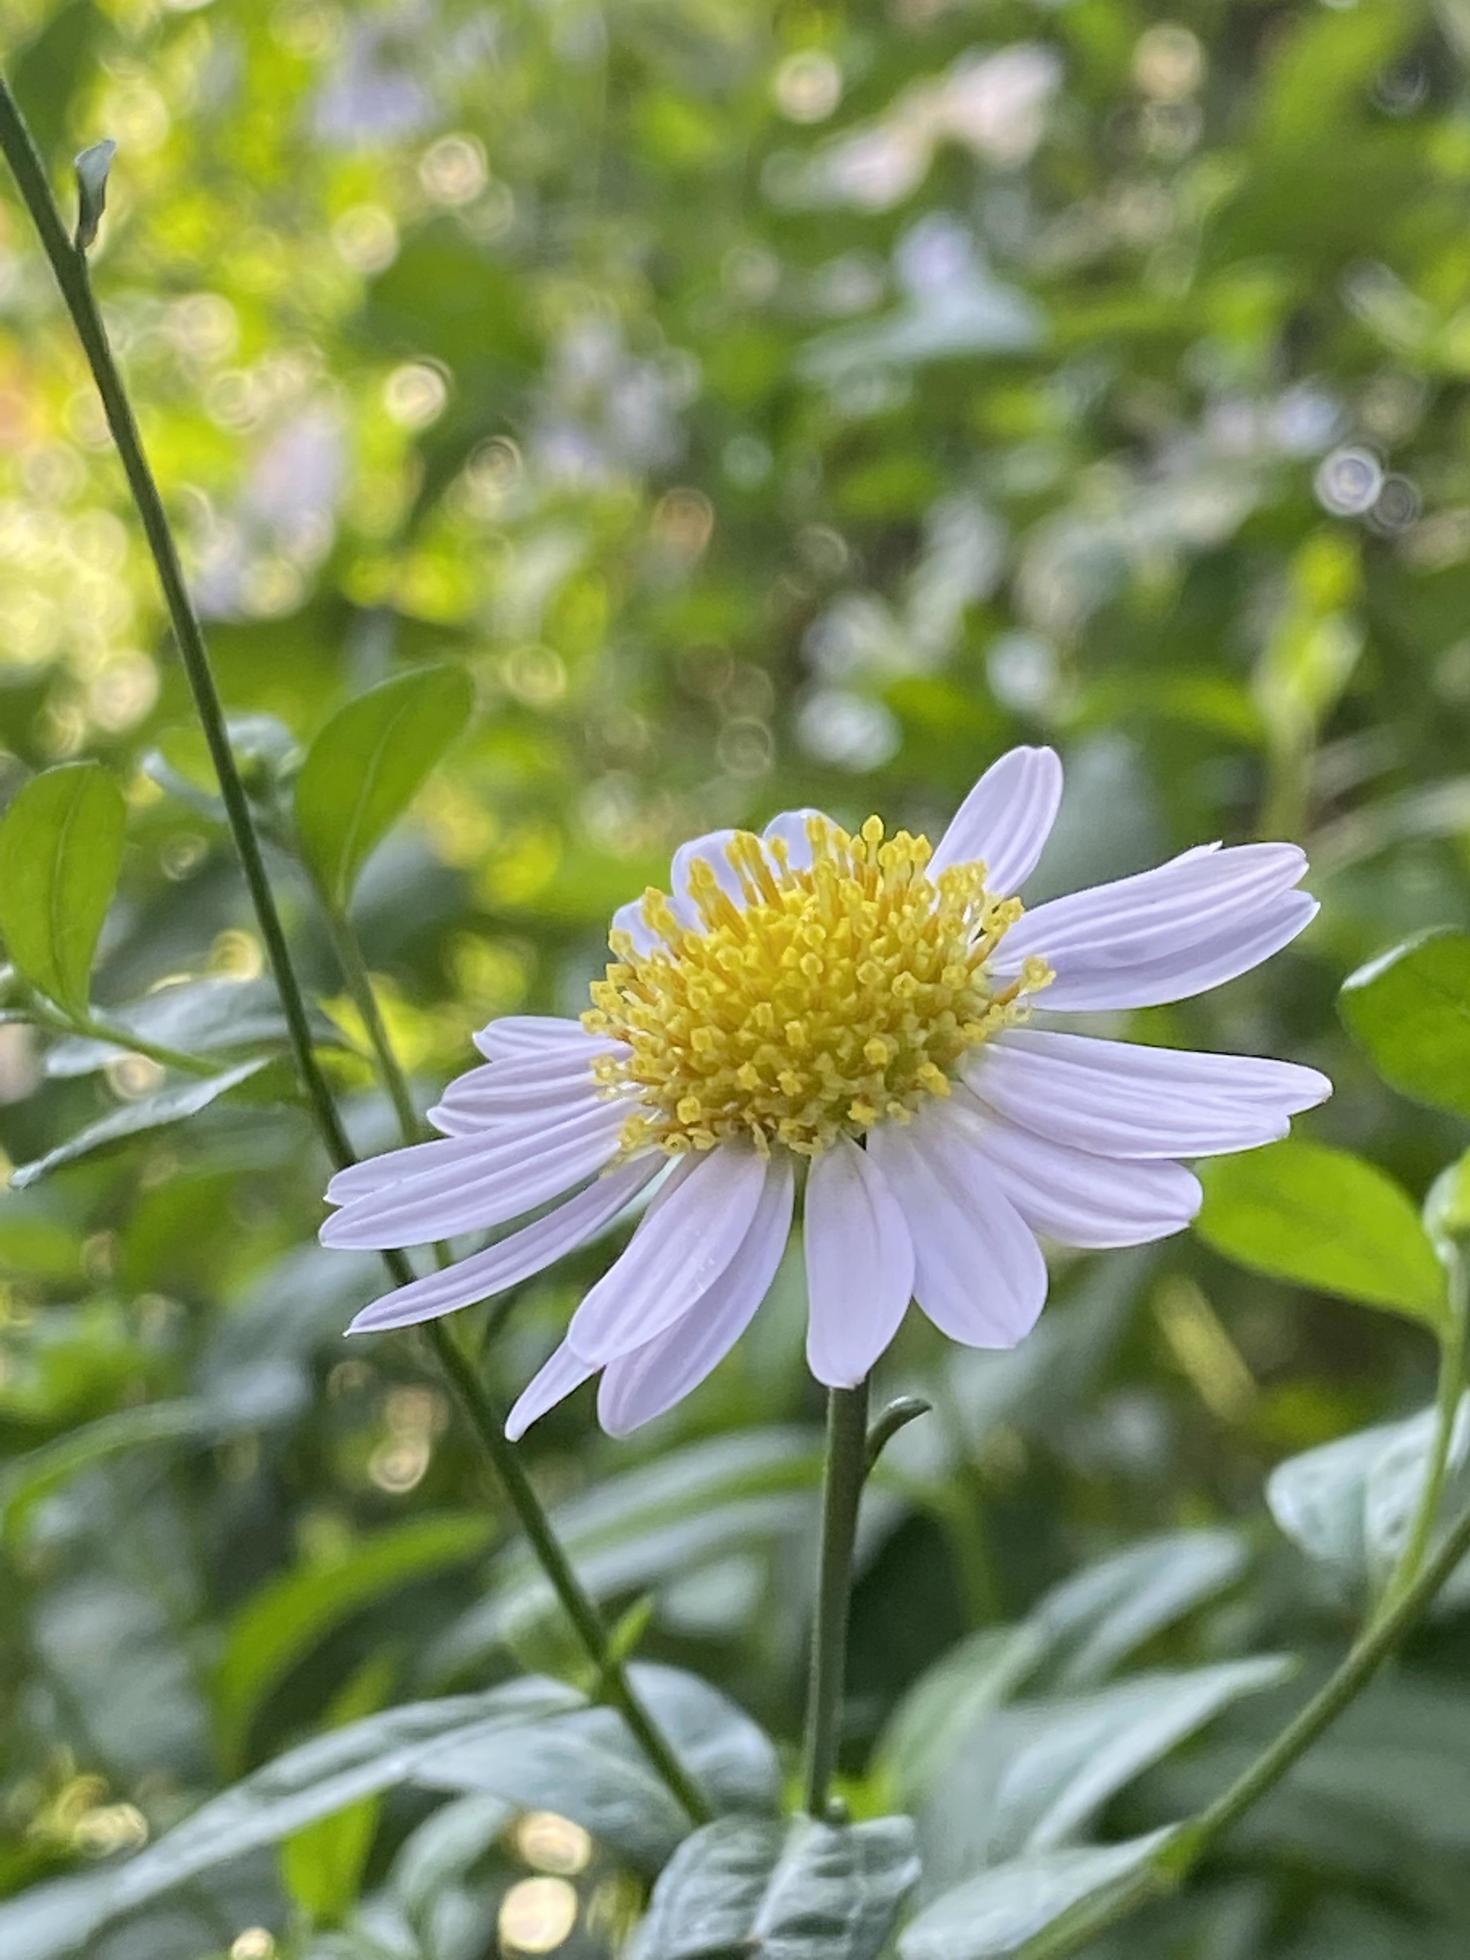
4, 0, 1470, 1955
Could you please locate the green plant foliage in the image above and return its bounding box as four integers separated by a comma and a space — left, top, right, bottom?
1341, 931, 1470, 1120
0, 763, 123, 1016
1197, 1141, 1450, 1331
630, 1815, 921, 1960
295, 666, 474, 905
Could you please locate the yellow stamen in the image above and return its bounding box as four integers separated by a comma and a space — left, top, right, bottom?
585, 816, 1051, 1158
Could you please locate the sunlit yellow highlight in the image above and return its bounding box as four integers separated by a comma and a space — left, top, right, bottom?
584, 815, 1051, 1158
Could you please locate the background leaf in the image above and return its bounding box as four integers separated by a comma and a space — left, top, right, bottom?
0, 763, 124, 1015
1340, 931, 1470, 1119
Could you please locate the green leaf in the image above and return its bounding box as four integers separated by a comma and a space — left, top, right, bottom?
216, 1514, 493, 1767
42, 976, 340, 1077
8, 1057, 273, 1189
876, 1628, 1043, 1811
919, 1659, 1292, 1895
419, 1663, 781, 1873
1267, 1399, 1470, 1602
281, 1656, 398, 1926
899, 1830, 1178, 1960
1425, 1148, 1470, 1258
0, 762, 125, 1016
73, 137, 115, 250
0, 1400, 209, 1549
143, 715, 298, 825
0, 1680, 578, 1960
295, 665, 473, 904
428, 1428, 821, 1680
1028, 1528, 1249, 1691
1196, 1139, 1449, 1332
1340, 930, 1470, 1120
629, 1815, 921, 1960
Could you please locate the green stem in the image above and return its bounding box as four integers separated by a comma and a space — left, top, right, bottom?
1381, 1254, 1467, 1610
0, 75, 708, 1829
1019, 1491, 1470, 1959
426, 1318, 712, 1824
802, 1378, 871, 1818
318, 893, 420, 1146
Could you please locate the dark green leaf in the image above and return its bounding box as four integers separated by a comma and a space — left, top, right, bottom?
1340, 930, 1470, 1120
43, 976, 340, 1077
281, 1656, 398, 1925
295, 665, 473, 904
630, 1815, 920, 1960
9, 1057, 272, 1189
1196, 1139, 1449, 1332
899, 1830, 1178, 1960
0, 762, 125, 1015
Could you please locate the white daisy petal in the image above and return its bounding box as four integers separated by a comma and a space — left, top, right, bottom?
928, 745, 1063, 889
473, 1015, 607, 1063
597, 1153, 795, 1436
671, 828, 746, 907
326, 1132, 489, 1207
762, 808, 825, 873
429, 1051, 617, 1131
345, 1156, 662, 1335
960, 1104, 1201, 1248
803, 1136, 915, 1387
505, 1339, 596, 1441
1034, 893, 1319, 1012
567, 1144, 770, 1364
321, 1100, 626, 1249
966, 1042, 1293, 1159
868, 1104, 1048, 1348
990, 1027, 1329, 1118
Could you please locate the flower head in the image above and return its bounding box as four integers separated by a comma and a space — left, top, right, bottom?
322, 747, 1329, 1438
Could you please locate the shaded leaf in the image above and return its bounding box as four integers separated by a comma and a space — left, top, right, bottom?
0, 762, 125, 1016
43, 976, 341, 1077
73, 137, 115, 250
295, 666, 473, 904
1340, 930, 1470, 1120
630, 1814, 920, 1960
877, 1628, 1043, 1810
281, 1656, 398, 1925
9, 1057, 273, 1189
1197, 1139, 1449, 1332
899, 1830, 1177, 1960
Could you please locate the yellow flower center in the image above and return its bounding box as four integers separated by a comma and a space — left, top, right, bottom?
583, 815, 1051, 1159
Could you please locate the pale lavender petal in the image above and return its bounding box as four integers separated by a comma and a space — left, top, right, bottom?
959, 1102, 1201, 1248
761, 808, 824, 873
928, 745, 1063, 889
803, 1136, 914, 1387
325, 1133, 488, 1208
610, 893, 699, 955
472, 1016, 606, 1063
505, 1340, 596, 1441
993, 1028, 1331, 1113
345, 1156, 662, 1334
430, 1051, 618, 1132
597, 1153, 795, 1435
965, 1043, 1293, 1159
671, 828, 746, 907
992, 843, 1310, 1010
868, 1104, 1048, 1348
321, 1100, 625, 1249
567, 1144, 769, 1363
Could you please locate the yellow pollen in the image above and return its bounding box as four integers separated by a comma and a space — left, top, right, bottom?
584, 816, 1051, 1158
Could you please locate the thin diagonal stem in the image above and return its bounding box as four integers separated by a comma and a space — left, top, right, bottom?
802, 1378, 871, 1818
0, 73, 708, 1827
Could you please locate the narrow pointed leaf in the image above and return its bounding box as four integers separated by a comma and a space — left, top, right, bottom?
0, 762, 125, 1015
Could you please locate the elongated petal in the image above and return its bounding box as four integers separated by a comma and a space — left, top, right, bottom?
928, 745, 1063, 890
671, 828, 745, 907
430, 1051, 617, 1131
321, 1100, 625, 1249
993, 1028, 1330, 1113
868, 1105, 1048, 1347
597, 1153, 795, 1435
567, 1144, 769, 1363
959, 1102, 1201, 1248
762, 808, 824, 873
803, 1136, 914, 1386
325, 1132, 489, 1208
966, 1042, 1292, 1159
345, 1156, 662, 1334
473, 1015, 607, 1063
1036, 894, 1318, 1012
505, 1340, 596, 1442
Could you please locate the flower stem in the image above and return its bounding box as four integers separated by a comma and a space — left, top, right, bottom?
1381, 1252, 1467, 1611
317, 892, 421, 1147
802, 1378, 871, 1818
1019, 1489, 1470, 1958
0, 73, 709, 1829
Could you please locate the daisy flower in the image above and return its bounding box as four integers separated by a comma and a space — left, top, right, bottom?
321, 746, 1328, 1438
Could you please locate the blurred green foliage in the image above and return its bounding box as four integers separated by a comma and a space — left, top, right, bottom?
5, 0, 1470, 1954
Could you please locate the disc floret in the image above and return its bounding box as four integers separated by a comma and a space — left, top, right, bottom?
584, 815, 1051, 1159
